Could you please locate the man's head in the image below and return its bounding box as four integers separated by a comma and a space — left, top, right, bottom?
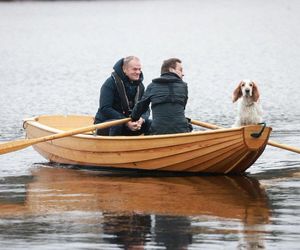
161, 58, 184, 79
122, 56, 142, 81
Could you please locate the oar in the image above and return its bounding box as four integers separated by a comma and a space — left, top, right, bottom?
190, 119, 300, 154
0, 117, 131, 155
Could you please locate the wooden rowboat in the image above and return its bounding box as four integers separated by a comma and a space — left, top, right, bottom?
23, 115, 272, 174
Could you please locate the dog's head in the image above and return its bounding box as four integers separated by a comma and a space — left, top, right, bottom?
232, 79, 260, 103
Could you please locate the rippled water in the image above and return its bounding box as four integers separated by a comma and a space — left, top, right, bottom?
0, 0, 300, 249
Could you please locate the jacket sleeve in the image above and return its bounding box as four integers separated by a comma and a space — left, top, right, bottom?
131, 85, 152, 121
99, 79, 126, 119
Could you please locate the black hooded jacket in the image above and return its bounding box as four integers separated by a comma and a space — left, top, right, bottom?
131, 72, 190, 135
95, 58, 149, 122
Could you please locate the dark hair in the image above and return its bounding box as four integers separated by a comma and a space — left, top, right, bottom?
161, 58, 182, 74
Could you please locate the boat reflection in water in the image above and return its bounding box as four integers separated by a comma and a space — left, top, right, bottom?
0, 166, 270, 249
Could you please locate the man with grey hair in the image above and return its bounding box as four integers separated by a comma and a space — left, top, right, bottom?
94, 56, 150, 135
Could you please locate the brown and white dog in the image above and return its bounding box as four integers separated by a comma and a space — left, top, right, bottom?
232, 79, 263, 127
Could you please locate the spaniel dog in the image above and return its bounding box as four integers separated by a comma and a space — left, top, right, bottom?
232, 79, 263, 127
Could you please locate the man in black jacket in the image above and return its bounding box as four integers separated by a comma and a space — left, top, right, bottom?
94, 56, 150, 135
131, 58, 192, 135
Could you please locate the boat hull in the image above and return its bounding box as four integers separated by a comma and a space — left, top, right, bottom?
24, 115, 272, 174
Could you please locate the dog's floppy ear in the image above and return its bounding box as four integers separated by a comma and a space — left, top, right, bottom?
252, 81, 260, 102
232, 82, 243, 102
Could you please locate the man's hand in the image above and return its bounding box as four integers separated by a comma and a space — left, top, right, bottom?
136, 118, 144, 130
126, 118, 144, 131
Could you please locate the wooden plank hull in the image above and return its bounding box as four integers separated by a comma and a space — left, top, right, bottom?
24, 115, 272, 174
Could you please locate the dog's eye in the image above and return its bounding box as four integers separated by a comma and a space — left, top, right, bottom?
241, 83, 245, 87
249, 83, 253, 87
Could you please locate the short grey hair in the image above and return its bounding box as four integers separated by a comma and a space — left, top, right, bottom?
123, 56, 140, 68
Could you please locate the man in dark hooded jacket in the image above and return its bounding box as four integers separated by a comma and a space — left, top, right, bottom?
94, 56, 150, 136
131, 58, 192, 135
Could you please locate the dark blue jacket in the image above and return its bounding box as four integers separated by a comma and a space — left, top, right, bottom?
95, 58, 149, 122
131, 72, 190, 135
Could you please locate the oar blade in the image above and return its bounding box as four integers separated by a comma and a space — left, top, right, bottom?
0, 138, 37, 155
268, 140, 300, 154
0, 117, 132, 155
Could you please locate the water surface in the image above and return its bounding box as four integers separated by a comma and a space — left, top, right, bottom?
0, 0, 300, 249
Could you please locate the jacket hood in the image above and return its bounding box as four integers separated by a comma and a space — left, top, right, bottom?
113, 58, 144, 85
152, 72, 183, 84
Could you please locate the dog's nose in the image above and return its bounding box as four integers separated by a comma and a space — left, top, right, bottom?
245, 89, 250, 93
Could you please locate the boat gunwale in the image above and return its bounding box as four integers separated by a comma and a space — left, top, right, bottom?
23, 115, 269, 141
